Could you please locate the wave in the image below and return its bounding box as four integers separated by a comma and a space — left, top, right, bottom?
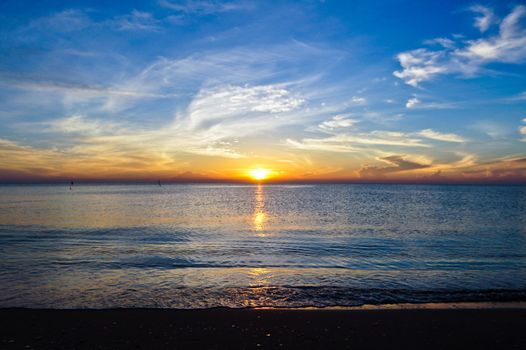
2, 286, 526, 309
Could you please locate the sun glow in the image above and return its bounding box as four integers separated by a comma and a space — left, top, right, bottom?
249, 168, 271, 181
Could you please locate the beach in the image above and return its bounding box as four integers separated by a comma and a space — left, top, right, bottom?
1, 306, 525, 349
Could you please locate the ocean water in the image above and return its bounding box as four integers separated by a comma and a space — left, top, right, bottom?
0, 183, 525, 308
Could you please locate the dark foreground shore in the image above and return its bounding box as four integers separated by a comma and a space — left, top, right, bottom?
1, 307, 525, 349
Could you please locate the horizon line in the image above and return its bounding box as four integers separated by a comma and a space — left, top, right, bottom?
1, 179, 525, 186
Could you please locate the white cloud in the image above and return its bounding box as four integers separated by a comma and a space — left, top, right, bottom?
394, 5, 526, 86
406, 97, 420, 108
470, 5, 495, 32
351, 96, 366, 104
394, 49, 448, 87
417, 129, 466, 143
185, 84, 304, 130
318, 115, 356, 130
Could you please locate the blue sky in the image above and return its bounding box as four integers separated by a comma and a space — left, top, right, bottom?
0, 0, 525, 182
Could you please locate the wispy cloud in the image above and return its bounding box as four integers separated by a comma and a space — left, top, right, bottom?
471, 120, 511, 139
181, 84, 304, 134
417, 129, 466, 143
358, 155, 430, 178
113, 10, 162, 31
27, 9, 93, 32
285, 138, 360, 153
25, 83, 307, 161
45, 115, 124, 136
134, 44, 317, 87
406, 97, 420, 108
423, 37, 456, 49
2, 41, 330, 114
26, 8, 166, 33
458, 5, 526, 62
508, 91, 526, 101
0, 77, 175, 99
350, 96, 366, 105
405, 96, 456, 109
159, 0, 251, 15
394, 5, 526, 86
287, 130, 431, 154
318, 115, 356, 130
111, 41, 335, 106
470, 5, 495, 32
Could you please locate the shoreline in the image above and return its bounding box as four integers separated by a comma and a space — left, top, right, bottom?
2, 305, 525, 349
3, 300, 526, 311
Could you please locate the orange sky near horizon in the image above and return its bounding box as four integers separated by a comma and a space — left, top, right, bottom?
1, 138, 526, 184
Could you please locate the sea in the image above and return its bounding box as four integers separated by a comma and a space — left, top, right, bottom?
1, 183, 525, 308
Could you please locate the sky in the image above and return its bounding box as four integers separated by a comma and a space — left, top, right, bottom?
0, 0, 525, 183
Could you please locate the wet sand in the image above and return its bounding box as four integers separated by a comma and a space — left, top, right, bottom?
1, 307, 525, 349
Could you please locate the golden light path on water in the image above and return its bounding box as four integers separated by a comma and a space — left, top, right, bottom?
253, 183, 267, 235
247, 184, 272, 307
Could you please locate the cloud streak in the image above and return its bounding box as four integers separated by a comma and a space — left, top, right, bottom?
0, 77, 175, 99
358, 155, 430, 178
287, 130, 431, 154
417, 129, 466, 143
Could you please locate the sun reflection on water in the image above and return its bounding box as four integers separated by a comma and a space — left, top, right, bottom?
253, 184, 268, 234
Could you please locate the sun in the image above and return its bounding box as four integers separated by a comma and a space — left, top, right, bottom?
249, 168, 271, 181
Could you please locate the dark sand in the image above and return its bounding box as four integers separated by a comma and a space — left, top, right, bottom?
1, 307, 525, 349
